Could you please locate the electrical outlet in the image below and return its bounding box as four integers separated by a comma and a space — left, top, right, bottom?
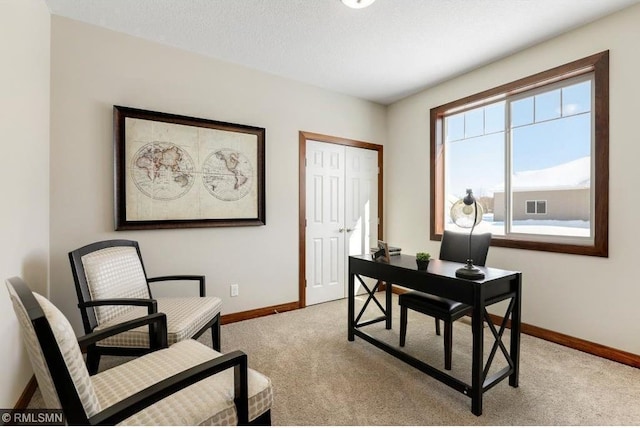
230, 284, 239, 297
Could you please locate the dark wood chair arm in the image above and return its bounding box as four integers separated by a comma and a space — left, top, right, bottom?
89, 351, 249, 426
147, 275, 206, 297
77, 313, 168, 351
79, 298, 158, 314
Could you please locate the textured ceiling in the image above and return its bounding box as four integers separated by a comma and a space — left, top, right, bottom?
45, 0, 639, 105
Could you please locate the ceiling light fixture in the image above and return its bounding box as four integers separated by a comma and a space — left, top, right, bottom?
341, 0, 376, 9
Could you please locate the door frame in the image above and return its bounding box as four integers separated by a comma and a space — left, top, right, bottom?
299, 131, 384, 308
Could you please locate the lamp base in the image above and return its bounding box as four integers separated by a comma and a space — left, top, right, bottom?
455, 264, 485, 280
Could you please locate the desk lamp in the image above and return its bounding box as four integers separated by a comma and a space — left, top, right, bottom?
450, 188, 485, 279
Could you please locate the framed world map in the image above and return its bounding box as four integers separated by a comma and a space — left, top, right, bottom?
113, 106, 265, 230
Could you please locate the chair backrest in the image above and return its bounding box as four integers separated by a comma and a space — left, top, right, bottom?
69, 239, 151, 333
6, 277, 101, 424
439, 230, 492, 266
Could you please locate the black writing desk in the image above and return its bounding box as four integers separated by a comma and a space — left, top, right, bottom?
348, 254, 522, 416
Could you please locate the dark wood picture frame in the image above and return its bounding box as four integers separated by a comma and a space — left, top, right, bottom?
114, 106, 265, 230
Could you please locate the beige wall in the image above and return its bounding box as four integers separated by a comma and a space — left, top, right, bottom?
387, 4, 640, 354
0, 0, 50, 407
494, 189, 590, 221
49, 16, 387, 333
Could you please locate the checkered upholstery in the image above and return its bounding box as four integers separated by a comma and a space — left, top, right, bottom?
92, 340, 273, 425
7, 286, 102, 418
7, 285, 61, 411
6, 281, 273, 425
79, 245, 222, 348
81, 247, 151, 325
94, 297, 222, 348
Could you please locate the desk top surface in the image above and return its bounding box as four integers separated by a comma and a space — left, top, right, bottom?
350, 254, 520, 283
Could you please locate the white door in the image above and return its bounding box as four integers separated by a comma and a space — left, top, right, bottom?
305, 141, 379, 305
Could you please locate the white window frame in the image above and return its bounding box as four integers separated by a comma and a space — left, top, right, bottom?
525, 200, 547, 215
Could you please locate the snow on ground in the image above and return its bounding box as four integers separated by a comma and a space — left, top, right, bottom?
447, 215, 590, 237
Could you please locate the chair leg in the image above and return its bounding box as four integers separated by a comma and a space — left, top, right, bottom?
86, 348, 101, 375
399, 305, 407, 347
212, 315, 221, 351
444, 321, 453, 370
249, 410, 272, 426
434, 318, 441, 336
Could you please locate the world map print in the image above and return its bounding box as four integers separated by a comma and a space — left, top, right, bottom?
131, 142, 196, 201
202, 149, 253, 201
131, 142, 253, 202
121, 114, 263, 226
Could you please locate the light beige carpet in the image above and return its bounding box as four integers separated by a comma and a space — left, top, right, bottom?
29, 293, 640, 425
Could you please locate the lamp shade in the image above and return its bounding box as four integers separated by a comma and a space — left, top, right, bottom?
450, 197, 483, 229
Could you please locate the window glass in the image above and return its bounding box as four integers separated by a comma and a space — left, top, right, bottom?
464, 108, 484, 138
535, 89, 561, 122
431, 51, 608, 256
510, 84, 591, 237
446, 113, 464, 142
536, 200, 547, 214
511, 114, 591, 172
511, 97, 533, 127
562, 81, 591, 116
526, 201, 536, 214
444, 134, 504, 235
484, 102, 505, 134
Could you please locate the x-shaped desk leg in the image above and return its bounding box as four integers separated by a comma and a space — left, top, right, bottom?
483, 298, 516, 382
354, 276, 388, 329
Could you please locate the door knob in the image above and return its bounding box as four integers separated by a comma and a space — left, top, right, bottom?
346, 228, 353, 232
339, 228, 345, 232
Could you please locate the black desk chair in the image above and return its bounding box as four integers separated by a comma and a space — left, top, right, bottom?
399, 230, 491, 370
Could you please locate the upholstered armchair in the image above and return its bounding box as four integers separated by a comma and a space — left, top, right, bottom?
69, 239, 222, 374
6, 277, 272, 426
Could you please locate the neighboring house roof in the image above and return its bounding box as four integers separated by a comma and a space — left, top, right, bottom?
494, 156, 591, 192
